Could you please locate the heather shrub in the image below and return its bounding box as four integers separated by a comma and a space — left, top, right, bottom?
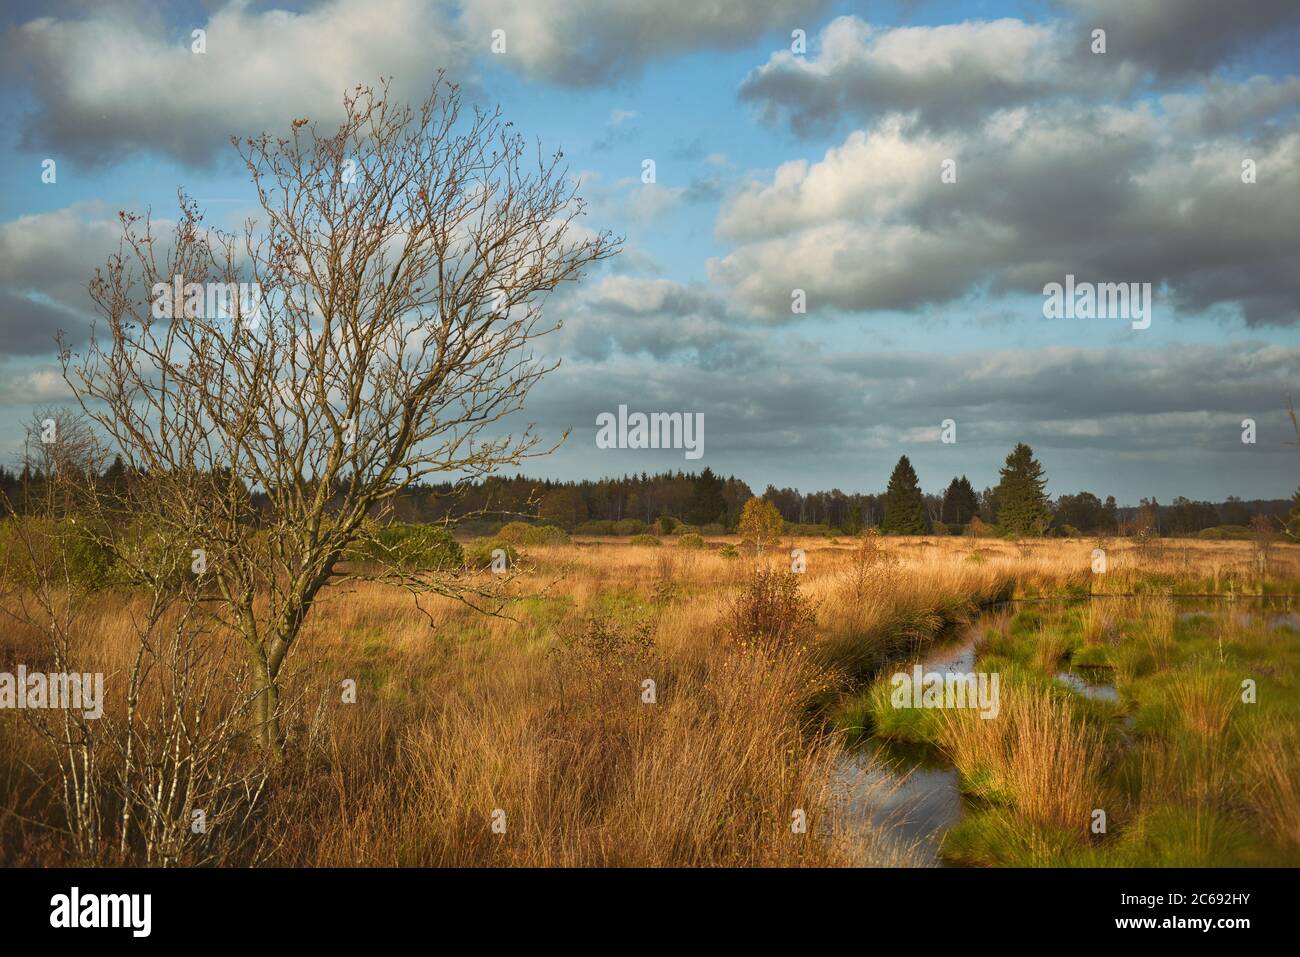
0, 516, 114, 590
719, 566, 818, 653
463, 538, 519, 570
498, 522, 569, 546
350, 523, 463, 570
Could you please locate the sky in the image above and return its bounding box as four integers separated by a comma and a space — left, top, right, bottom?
2, 0, 1299, 505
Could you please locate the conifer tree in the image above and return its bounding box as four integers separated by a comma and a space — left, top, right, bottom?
882, 455, 928, 534
942, 475, 980, 524
994, 443, 1053, 537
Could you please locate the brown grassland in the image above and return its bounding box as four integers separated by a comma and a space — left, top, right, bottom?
1, 534, 1297, 867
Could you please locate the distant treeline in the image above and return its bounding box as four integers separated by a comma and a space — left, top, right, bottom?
1, 460, 1289, 538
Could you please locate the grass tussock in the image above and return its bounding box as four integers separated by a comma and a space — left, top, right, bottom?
938, 685, 1105, 832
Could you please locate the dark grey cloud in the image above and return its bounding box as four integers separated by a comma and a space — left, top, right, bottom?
516, 340, 1300, 501
1162, 75, 1300, 138
549, 275, 764, 368
0, 290, 88, 356
0, 203, 124, 358
1060, 0, 1300, 79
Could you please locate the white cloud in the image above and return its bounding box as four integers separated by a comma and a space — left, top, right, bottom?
12, 0, 472, 164
709, 101, 1300, 323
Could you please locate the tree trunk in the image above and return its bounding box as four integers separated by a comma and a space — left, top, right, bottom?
249, 649, 282, 760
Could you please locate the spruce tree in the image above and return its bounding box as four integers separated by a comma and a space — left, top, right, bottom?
942, 477, 960, 523
882, 455, 928, 534
942, 475, 980, 524
994, 443, 1053, 537
685, 467, 727, 525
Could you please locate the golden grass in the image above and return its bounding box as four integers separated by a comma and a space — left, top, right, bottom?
1243, 730, 1300, 852
1081, 601, 1113, 646
1167, 666, 1238, 739
938, 685, 1105, 832
1, 532, 1296, 866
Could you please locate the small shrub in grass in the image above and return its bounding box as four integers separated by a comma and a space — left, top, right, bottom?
673, 523, 700, 537
555, 612, 656, 673
701, 522, 726, 536
1197, 525, 1252, 541
930, 521, 949, 535
653, 515, 677, 535
719, 566, 818, 654
351, 523, 463, 570
575, 519, 615, 535
111, 519, 196, 588
497, 522, 569, 546
611, 518, 645, 536
718, 543, 740, 559
629, 534, 660, 547
0, 516, 114, 590
676, 532, 704, 549
463, 538, 518, 570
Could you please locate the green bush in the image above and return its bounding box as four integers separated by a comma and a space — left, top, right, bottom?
673, 523, 701, 536
612, 518, 645, 536
654, 516, 677, 535
719, 544, 740, 559
111, 520, 197, 588
575, 520, 615, 535
930, 521, 949, 535
629, 534, 661, 547
351, 523, 463, 570
701, 523, 726, 536
677, 532, 705, 549
463, 538, 519, 571
0, 516, 115, 591
1197, 525, 1252, 541
785, 523, 834, 537
497, 522, 569, 546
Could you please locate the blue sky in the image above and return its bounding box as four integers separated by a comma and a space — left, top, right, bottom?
2, 0, 1299, 503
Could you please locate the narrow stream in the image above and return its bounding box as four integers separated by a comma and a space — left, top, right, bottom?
834, 621, 983, 864
837, 594, 1296, 865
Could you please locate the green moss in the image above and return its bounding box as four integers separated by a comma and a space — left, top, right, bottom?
1071, 644, 1112, 668
839, 678, 946, 746
1113, 805, 1278, 867
941, 807, 1090, 867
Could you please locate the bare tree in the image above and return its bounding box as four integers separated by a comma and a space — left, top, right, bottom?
67, 77, 618, 754
19, 407, 99, 518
